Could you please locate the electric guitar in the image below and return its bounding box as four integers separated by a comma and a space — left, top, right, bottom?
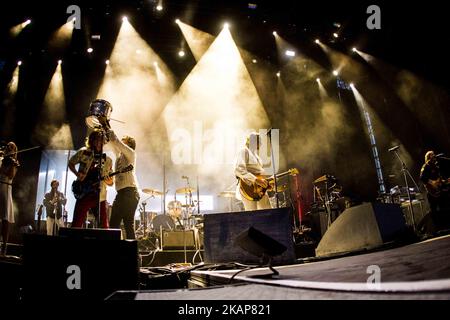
72, 164, 133, 200
425, 177, 450, 198
239, 168, 299, 201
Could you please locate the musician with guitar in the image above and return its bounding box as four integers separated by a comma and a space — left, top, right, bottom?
43, 180, 67, 236
420, 150, 450, 232
69, 130, 113, 228
0, 141, 20, 255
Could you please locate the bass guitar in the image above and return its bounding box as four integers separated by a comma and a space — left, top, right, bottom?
72, 164, 133, 200
239, 168, 299, 201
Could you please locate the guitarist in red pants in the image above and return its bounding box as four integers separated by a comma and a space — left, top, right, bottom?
69, 130, 113, 228
419, 150, 450, 233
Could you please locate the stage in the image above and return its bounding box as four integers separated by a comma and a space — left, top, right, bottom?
110, 234, 450, 300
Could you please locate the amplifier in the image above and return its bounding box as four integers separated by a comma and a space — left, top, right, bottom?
162, 230, 196, 250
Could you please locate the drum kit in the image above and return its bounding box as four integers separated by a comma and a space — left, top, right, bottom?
135, 179, 204, 251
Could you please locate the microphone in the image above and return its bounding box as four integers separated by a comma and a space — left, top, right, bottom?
435, 153, 444, 158
388, 146, 400, 152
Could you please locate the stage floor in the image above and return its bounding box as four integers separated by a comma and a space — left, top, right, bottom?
124, 235, 450, 299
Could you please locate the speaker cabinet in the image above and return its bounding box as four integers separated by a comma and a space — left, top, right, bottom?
203, 208, 296, 265
316, 202, 408, 257
162, 230, 196, 250
22, 234, 139, 301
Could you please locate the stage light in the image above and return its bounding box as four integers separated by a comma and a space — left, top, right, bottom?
316, 78, 320, 82
87, 48, 93, 53
252, 59, 257, 64
178, 50, 185, 57
333, 33, 339, 38
223, 22, 229, 29
156, 5, 163, 11
350, 83, 355, 87
175, 19, 180, 24
58, 60, 62, 65
272, 31, 277, 36
352, 47, 357, 52
105, 59, 110, 65
72, 17, 76, 22
122, 16, 128, 22
153, 61, 158, 67
333, 70, 339, 76
17, 61, 22, 66
25, 19, 31, 25
315, 39, 320, 44
285, 50, 296, 57
276, 72, 281, 77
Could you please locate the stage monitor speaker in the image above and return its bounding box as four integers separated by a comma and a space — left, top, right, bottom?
162, 230, 196, 250
22, 234, 139, 301
316, 202, 408, 257
59, 227, 121, 240
203, 207, 295, 265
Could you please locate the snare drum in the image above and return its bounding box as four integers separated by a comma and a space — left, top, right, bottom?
85, 99, 112, 129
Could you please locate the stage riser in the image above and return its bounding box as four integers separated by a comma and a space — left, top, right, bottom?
22, 234, 139, 301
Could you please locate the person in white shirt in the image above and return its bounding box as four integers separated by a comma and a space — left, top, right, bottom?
107, 130, 140, 239
234, 132, 272, 211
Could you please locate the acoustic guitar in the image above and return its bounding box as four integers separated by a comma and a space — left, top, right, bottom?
425, 177, 450, 198
239, 168, 299, 201
72, 164, 133, 200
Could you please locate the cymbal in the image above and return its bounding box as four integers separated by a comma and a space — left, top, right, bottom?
142, 188, 163, 196
218, 191, 236, 198
313, 175, 337, 184
274, 184, 288, 192
176, 187, 195, 194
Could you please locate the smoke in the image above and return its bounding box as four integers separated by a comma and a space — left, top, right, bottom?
97, 19, 175, 155
48, 124, 74, 150
178, 21, 215, 62
32, 64, 73, 149
1, 66, 19, 137
48, 20, 74, 50
162, 26, 271, 192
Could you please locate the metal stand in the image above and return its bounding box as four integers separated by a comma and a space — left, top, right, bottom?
94, 131, 106, 229
267, 129, 279, 208
392, 149, 420, 231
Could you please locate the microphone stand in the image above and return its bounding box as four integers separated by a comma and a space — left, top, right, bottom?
392, 149, 419, 231
63, 150, 71, 227
267, 129, 279, 209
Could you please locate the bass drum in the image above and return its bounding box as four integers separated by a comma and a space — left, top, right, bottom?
152, 215, 175, 233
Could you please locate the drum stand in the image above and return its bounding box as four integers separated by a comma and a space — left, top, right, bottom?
391, 149, 420, 231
